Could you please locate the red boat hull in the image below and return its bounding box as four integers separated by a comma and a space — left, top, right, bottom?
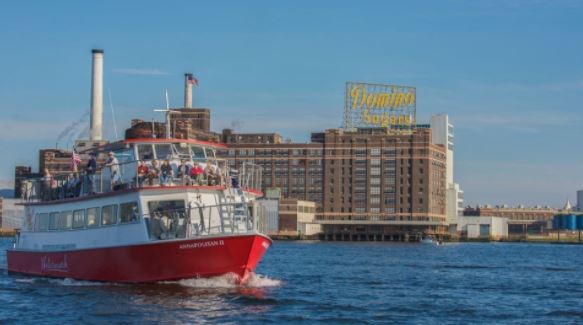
6, 234, 271, 283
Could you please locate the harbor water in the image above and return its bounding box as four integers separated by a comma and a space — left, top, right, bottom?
1, 238, 583, 324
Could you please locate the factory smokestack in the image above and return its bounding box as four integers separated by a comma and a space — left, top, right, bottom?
90, 49, 104, 141
184, 73, 193, 108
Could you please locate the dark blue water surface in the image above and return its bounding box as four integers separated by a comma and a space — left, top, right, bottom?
1, 238, 583, 324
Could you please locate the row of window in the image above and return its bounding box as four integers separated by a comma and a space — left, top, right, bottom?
34, 202, 140, 232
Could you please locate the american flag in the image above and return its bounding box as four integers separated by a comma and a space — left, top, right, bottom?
71, 149, 82, 172
187, 74, 198, 86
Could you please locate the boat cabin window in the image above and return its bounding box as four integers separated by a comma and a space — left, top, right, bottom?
86, 207, 101, 228
148, 200, 185, 216
205, 147, 216, 160
101, 205, 118, 226
120, 202, 139, 223
49, 212, 59, 231
155, 144, 173, 160
147, 200, 186, 240
190, 145, 206, 162
35, 213, 49, 231
137, 144, 154, 160
173, 143, 190, 157
72, 209, 85, 229
58, 211, 73, 230
115, 147, 135, 164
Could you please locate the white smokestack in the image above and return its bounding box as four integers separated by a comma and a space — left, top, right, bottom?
90, 49, 104, 141
184, 73, 193, 108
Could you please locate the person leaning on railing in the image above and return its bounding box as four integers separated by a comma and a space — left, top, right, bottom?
105, 151, 121, 190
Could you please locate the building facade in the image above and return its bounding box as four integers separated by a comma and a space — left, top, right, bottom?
431, 114, 463, 226
218, 127, 448, 238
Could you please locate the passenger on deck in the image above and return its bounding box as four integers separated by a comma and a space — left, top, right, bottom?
147, 160, 160, 186
205, 161, 219, 186
64, 174, 77, 198
84, 152, 97, 194
105, 151, 120, 190
190, 163, 204, 185
160, 159, 173, 186
176, 159, 190, 185
137, 160, 149, 187
41, 168, 52, 201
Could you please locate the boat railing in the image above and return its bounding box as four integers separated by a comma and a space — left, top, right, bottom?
143, 202, 256, 241
19, 158, 263, 203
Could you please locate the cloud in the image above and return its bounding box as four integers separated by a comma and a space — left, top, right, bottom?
112, 68, 171, 76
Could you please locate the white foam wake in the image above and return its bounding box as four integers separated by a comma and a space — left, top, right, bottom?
169, 272, 282, 289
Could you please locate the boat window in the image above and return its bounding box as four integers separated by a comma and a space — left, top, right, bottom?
120, 202, 140, 223
35, 213, 49, 231
115, 147, 135, 164
173, 143, 190, 156
86, 207, 101, 228
191, 145, 206, 162
49, 212, 59, 231
155, 144, 173, 160
59, 211, 73, 230
72, 209, 85, 229
147, 200, 186, 240
148, 200, 185, 214
137, 144, 154, 160
102, 205, 118, 226
205, 147, 216, 160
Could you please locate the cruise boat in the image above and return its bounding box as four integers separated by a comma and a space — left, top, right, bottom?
7, 138, 271, 283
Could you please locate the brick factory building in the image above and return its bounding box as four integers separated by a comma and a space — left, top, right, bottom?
218, 126, 448, 239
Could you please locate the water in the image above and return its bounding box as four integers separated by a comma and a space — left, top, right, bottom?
1, 238, 583, 324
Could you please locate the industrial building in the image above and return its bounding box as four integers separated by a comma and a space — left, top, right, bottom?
457, 216, 508, 240
220, 126, 448, 239
463, 205, 558, 235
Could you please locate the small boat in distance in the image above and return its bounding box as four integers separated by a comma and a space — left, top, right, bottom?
420, 235, 442, 245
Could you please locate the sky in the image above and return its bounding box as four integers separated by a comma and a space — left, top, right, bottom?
0, 0, 582, 207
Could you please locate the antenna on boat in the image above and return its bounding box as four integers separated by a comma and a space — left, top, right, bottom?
154, 90, 179, 139
107, 88, 119, 139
